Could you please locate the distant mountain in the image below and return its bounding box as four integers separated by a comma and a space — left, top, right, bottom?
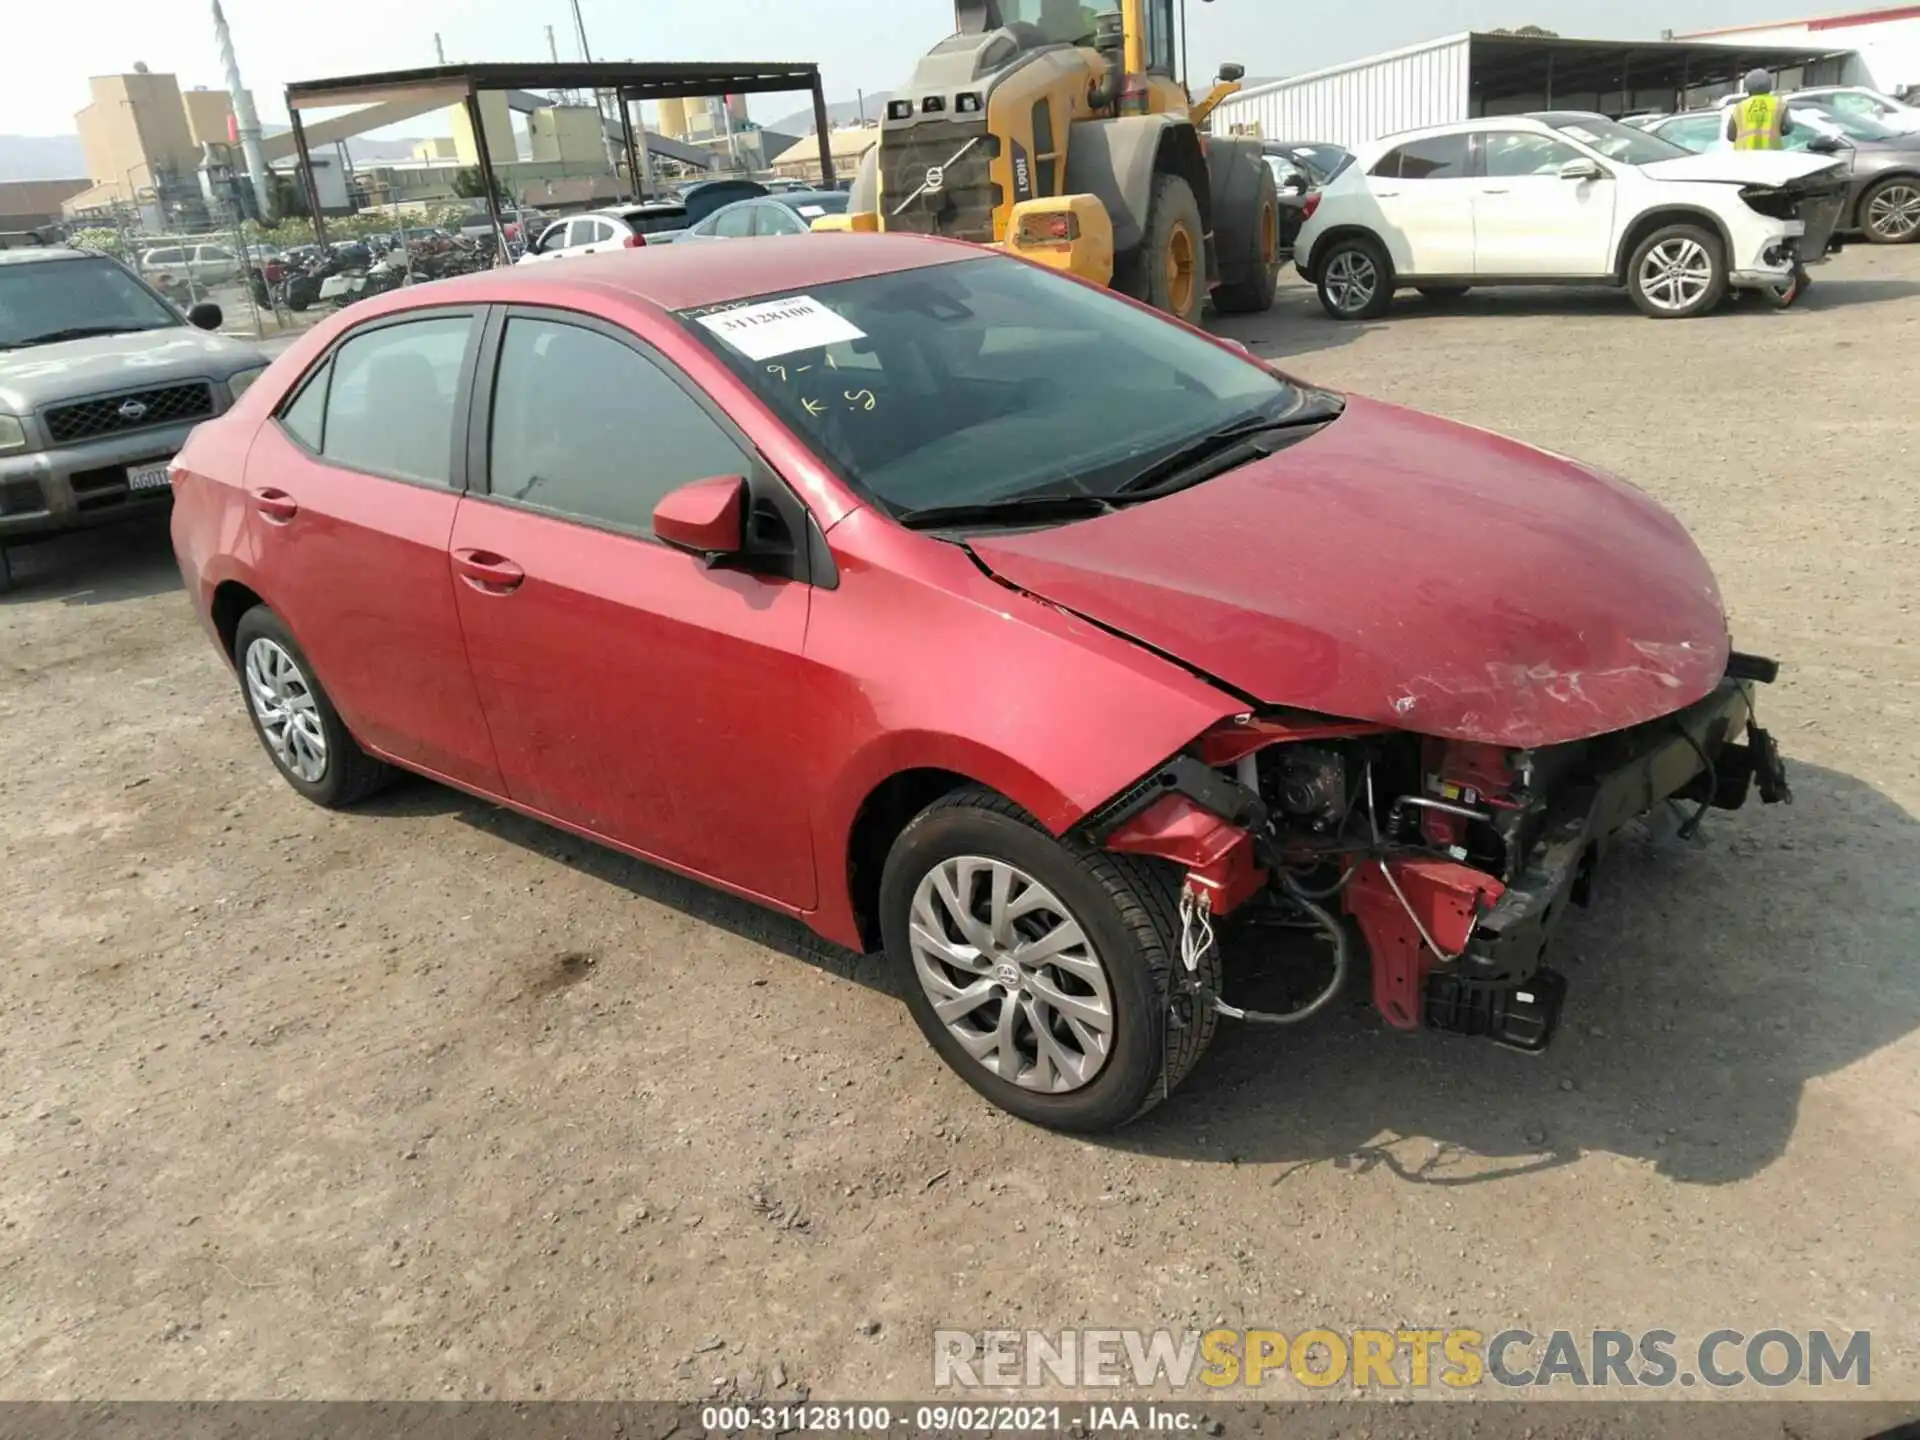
0, 134, 87, 182
766, 94, 891, 136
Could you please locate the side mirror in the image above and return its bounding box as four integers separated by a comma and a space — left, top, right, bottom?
1559, 158, 1603, 182
186, 301, 223, 330
653, 474, 747, 560
1218, 63, 1246, 83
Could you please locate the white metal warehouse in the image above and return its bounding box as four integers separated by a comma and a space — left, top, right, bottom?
1681, 4, 1920, 94
1210, 31, 1854, 149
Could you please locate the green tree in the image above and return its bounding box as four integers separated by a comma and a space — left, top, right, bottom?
450, 167, 510, 203
1490, 24, 1560, 36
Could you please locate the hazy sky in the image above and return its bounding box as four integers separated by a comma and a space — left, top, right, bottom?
3, 0, 1804, 136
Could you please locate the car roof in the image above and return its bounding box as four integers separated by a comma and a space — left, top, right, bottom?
0, 246, 93, 266
769, 191, 845, 208
376, 231, 979, 314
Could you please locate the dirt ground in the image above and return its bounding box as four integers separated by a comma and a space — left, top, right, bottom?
3, 248, 1917, 1408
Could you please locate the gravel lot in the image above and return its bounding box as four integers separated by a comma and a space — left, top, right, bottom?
3, 247, 1916, 1406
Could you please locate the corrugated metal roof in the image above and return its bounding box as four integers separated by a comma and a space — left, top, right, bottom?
1211, 35, 1473, 148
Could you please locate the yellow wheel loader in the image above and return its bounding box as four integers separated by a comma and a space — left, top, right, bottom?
819, 0, 1281, 322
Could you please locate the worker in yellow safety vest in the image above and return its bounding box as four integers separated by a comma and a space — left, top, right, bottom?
1726, 69, 1795, 150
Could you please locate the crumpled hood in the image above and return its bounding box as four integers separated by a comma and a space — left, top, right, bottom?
0, 327, 262, 414
969, 395, 1731, 748
1638, 150, 1844, 186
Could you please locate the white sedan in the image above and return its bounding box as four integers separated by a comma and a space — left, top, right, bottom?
1293, 112, 1848, 320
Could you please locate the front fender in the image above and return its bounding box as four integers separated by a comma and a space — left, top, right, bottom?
1063, 114, 1189, 254
802, 508, 1243, 948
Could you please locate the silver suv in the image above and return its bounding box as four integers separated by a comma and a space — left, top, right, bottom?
0, 246, 268, 590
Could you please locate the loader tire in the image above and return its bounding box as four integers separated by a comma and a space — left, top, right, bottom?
1210, 162, 1282, 315
1122, 172, 1206, 326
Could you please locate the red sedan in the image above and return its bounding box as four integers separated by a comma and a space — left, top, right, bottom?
171, 234, 1789, 1132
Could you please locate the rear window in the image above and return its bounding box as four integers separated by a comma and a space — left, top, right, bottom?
624, 210, 689, 237
1373, 134, 1471, 179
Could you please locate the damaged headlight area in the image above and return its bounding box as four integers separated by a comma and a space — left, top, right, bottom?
1088, 654, 1792, 1054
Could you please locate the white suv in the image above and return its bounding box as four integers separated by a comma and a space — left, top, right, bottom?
1293, 113, 1848, 320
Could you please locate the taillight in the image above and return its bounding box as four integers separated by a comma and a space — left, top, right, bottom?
623, 232, 645, 248
1301, 192, 1322, 221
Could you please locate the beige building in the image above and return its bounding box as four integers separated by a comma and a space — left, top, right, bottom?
64, 69, 247, 216
526, 105, 606, 166
771, 125, 877, 185
411, 137, 459, 162
181, 86, 237, 148
449, 93, 517, 166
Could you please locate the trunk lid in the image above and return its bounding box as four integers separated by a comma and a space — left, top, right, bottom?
967, 396, 1731, 749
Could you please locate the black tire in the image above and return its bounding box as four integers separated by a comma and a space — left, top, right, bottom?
231, 604, 393, 809
1119, 172, 1207, 325
1210, 163, 1282, 315
1625, 222, 1727, 319
1764, 263, 1810, 309
1416, 284, 1471, 302
1858, 175, 1920, 245
1314, 234, 1394, 320
879, 786, 1219, 1132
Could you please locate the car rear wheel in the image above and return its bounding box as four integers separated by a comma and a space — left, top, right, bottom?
1315, 236, 1393, 320
1626, 224, 1727, 318
233, 605, 393, 809
1860, 177, 1920, 244
879, 787, 1218, 1132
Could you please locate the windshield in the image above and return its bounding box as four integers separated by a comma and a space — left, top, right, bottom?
1267, 144, 1351, 185
0, 257, 179, 349
1542, 113, 1691, 165
995, 0, 1112, 45
1793, 101, 1902, 141
682, 256, 1294, 522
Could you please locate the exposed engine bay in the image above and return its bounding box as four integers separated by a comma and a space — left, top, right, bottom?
1091, 653, 1793, 1051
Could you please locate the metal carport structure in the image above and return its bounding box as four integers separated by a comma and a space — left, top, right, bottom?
282, 60, 838, 249
1212, 32, 1857, 148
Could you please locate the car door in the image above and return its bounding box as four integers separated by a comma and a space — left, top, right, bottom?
1368, 134, 1476, 276
245, 308, 505, 794
1471, 130, 1615, 276
447, 308, 818, 907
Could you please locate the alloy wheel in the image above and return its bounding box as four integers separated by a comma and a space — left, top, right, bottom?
1325, 249, 1377, 313
244, 636, 328, 783
1867, 182, 1920, 242
1637, 237, 1713, 313
907, 856, 1115, 1094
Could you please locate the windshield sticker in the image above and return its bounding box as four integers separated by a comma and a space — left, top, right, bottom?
1560, 125, 1601, 145
696, 294, 866, 361
797, 204, 826, 217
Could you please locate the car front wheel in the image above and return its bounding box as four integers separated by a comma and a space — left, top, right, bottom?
232, 605, 393, 809
1860, 176, 1920, 244
1626, 224, 1727, 318
1315, 236, 1394, 320
879, 787, 1218, 1132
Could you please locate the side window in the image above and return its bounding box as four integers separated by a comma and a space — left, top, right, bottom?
1656, 116, 1719, 152
1480, 132, 1586, 177
587, 219, 618, 244
487, 316, 750, 536
200, 246, 237, 263
1395, 134, 1471, 179
278, 361, 329, 450
321, 315, 473, 485
714, 206, 757, 239
535, 221, 568, 253
145, 248, 184, 266
761, 205, 803, 235
1370, 147, 1405, 179
1832, 92, 1875, 117
1145, 0, 1177, 74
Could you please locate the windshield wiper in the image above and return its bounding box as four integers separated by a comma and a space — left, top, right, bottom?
4, 324, 167, 349
1113, 390, 1346, 500
895, 491, 1116, 531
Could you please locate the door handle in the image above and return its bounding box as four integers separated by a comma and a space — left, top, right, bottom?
1480, 187, 1510, 194
1375, 189, 1401, 198
250, 487, 298, 523
452, 548, 525, 594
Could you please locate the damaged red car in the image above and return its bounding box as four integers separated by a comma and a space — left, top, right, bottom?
170, 235, 1791, 1132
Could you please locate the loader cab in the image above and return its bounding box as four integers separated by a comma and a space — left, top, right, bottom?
957, 0, 1107, 47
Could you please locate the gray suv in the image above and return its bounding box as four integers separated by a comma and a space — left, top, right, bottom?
0, 246, 268, 590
